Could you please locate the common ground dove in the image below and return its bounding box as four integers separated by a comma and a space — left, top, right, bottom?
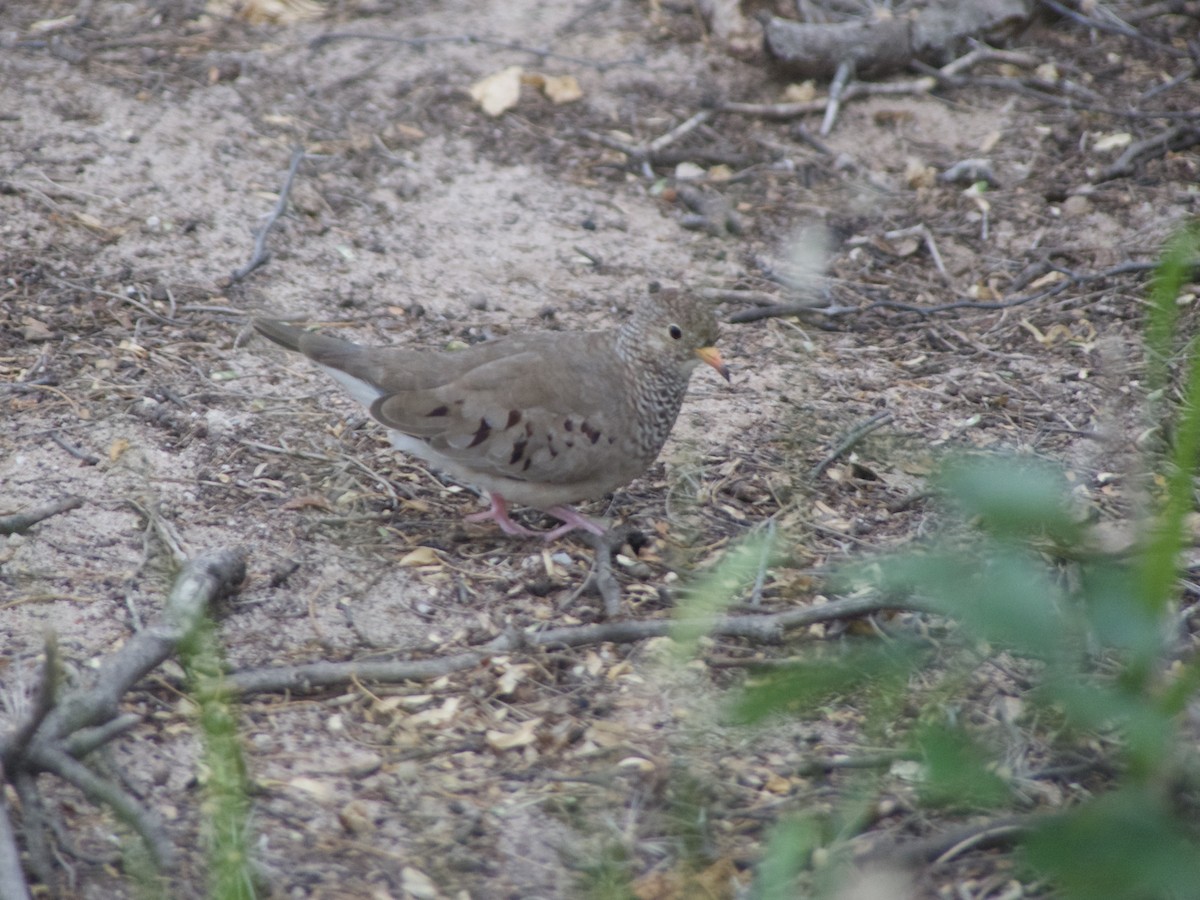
253, 289, 729, 540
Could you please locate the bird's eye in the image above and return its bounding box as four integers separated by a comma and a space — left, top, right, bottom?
668, 324, 683, 340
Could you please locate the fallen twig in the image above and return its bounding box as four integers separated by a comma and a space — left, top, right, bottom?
820, 59, 854, 136
728, 302, 831, 324
0, 497, 83, 536
48, 432, 99, 465
810, 411, 894, 480
230, 147, 305, 283
860, 813, 1035, 866
576, 527, 634, 617
226, 591, 930, 695
0, 549, 247, 889
1094, 124, 1200, 183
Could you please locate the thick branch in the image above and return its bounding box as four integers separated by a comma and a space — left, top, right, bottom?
26, 549, 246, 750
0, 497, 82, 535
765, 0, 1032, 78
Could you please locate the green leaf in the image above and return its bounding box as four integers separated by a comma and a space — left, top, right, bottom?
915, 724, 1009, 809
730, 643, 925, 725
1023, 788, 1200, 899
936, 456, 1079, 543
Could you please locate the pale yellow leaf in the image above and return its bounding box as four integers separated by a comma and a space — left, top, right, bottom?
469, 66, 523, 117
486, 717, 542, 750
539, 73, 582, 104
782, 81, 816, 102
398, 546, 440, 567
1094, 132, 1132, 152
400, 866, 438, 899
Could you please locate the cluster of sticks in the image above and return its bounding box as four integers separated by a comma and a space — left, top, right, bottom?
0, 550, 245, 899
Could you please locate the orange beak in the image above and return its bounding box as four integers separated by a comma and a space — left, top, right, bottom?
695, 346, 731, 382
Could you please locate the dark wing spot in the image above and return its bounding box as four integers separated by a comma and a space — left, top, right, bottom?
523, 458, 532, 471
563, 419, 574, 431
581, 422, 601, 445
509, 438, 527, 465
524, 421, 534, 437
565, 440, 574, 449
468, 418, 492, 448
426, 405, 450, 417
505, 409, 522, 429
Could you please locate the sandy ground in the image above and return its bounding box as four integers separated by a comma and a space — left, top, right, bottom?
2, 1, 1199, 897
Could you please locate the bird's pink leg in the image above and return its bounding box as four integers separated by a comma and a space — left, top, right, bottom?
541, 505, 607, 541
464, 493, 544, 537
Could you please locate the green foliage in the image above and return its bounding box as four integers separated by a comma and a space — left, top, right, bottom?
724, 226, 1200, 899
180, 616, 257, 900
732, 643, 927, 726
1022, 788, 1200, 900
753, 815, 825, 900
914, 723, 1008, 810
573, 844, 635, 900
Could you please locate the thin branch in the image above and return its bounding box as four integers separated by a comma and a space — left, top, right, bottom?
1094, 124, 1200, 182
0, 768, 32, 900
48, 432, 99, 465
12, 773, 53, 895
30, 748, 173, 868
747, 518, 776, 607
0, 635, 59, 770
226, 592, 930, 695
820, 59, 854, 136
861, 813, 1035, 866
230, 147, 306, 283
810, 411, 894, 480
728, 302, 832, 324
577, 527, 633, 617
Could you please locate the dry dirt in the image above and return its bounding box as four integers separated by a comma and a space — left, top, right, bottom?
2, 1, 1199, 898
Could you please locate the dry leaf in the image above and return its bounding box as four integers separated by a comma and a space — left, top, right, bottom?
29, 15, 77, 34
674, 161, 706, 180
1028, 270, 1067, 290
486, 717, 542, 750
400, 866, 438, 899
407, 696, 460, 726
469, 66, 523, 117
72, 211, 116, 236
108, 438, 130, 462
903, 158, 936, 189
206, 0, 323, 24
538, 73, 582, 104
20, 318, 54, 341
496, 662, 533, 697
289, 776, 334, 802
398, 546, 440, 567
337, 799, 374, 835
782, 81, 816, 102
1094, 131, 1132, 152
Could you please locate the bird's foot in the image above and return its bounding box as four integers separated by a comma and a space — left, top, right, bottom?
464, 495, 608, 541
541, 505, 608, 542
464, 493, 544, 537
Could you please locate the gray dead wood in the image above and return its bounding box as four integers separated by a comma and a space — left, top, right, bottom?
0, 549, 246, 892
765, 0, 1032, 79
